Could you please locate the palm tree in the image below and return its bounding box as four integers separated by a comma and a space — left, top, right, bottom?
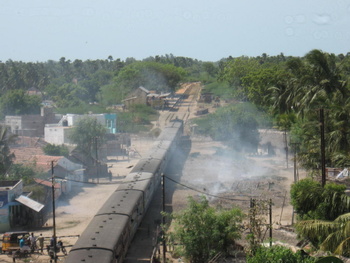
282, 50, 347, 115
296, 213, 350, 257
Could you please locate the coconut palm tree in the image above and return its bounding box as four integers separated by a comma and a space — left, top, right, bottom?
296, 213, 350, 257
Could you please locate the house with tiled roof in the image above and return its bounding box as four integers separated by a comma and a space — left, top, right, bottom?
28, 155, 85, 190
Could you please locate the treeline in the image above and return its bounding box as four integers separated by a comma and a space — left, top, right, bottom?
0, 54, 204, 118
2, 50, 350, 173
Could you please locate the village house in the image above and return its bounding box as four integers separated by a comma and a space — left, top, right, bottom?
122, 86, 150, 108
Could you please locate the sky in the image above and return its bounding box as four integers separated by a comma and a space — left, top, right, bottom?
0, 0, 349, 62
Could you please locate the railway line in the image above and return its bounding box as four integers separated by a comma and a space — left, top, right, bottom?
65, 82, 201, 263
159, 82, 201, 128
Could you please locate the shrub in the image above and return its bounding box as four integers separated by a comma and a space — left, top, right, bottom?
246, 246, 315, 263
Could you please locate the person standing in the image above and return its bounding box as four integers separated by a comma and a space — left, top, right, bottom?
37, 233, 45, 254
19, 236, 25, 248
28, 233, 36, 252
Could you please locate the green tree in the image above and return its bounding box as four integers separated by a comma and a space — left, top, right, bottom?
218, 56, 260, 100
69, 117, 107, 158
0, 89, 41, 116
42, 143, 69, 157
0, 125, 16, 176
53, 83, 88, 108
6, 164, 36, 185
169, 196, 244, 263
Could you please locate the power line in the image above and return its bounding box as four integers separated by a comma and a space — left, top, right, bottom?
50, 175, 255, 202
164, 175, 251, 202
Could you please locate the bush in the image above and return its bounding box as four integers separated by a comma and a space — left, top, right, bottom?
43, 143, 69, 157
290, 179, 349, 220
247, 246, 315, 263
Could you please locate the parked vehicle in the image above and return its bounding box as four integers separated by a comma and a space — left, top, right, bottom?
1, 231, 30, 254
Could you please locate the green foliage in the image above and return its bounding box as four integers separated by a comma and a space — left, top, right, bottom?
290, 179, 350, 220
193, 103, 262, 152
315, 256, 343, 263
0, 125, 16, 176
202, 81, 235, 100
69, 117, 107, 157
55, 103, 110, 115
246, 246, 315, 263
53, 83, 88, 108
5, 164, 36, 185
110, 61, 186, 96
117, 104, 158, 133
169, 196, 244, 263
42, 143, 69, 157
0, 89, 41, 117
296, 213, 350, 257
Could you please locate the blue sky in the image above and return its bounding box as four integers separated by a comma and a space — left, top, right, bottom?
1, 0, 349, 62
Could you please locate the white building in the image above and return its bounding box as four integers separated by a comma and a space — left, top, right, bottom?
44, 125, 73, 145
44, 113, 117, 145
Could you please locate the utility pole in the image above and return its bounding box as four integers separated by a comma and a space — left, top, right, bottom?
284, 129, 288, 168
94, 136, 99, 184
320, 108, 326, 187
269, 199, 272, 247
162, 174, 166, 263
51, 161, 57, 263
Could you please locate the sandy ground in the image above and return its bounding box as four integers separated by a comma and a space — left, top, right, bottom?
0, 83, 303, 262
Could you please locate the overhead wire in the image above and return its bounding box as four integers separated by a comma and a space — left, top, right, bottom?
49, 174, 252, 202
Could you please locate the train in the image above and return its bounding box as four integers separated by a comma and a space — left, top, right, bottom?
65, 119, 184, 263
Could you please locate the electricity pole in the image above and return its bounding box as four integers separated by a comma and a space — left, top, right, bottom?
162, 174, 166, 263
93, 136, 99, 183
51, 161, 57, 263
283, 129, 288, 168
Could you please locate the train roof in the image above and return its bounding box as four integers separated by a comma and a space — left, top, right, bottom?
142, 142, 170, 161
117, 172, 154, 192
67, 214, 129, 262
129, 157, 163, 174
67, 249, 114, 263
96, 190, 143, 216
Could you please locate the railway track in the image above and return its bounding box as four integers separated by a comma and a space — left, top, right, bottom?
159, 82, 201, 128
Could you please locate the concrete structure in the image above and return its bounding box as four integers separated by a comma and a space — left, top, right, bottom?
5, 107, 57, 137
44, 125, 73, 145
